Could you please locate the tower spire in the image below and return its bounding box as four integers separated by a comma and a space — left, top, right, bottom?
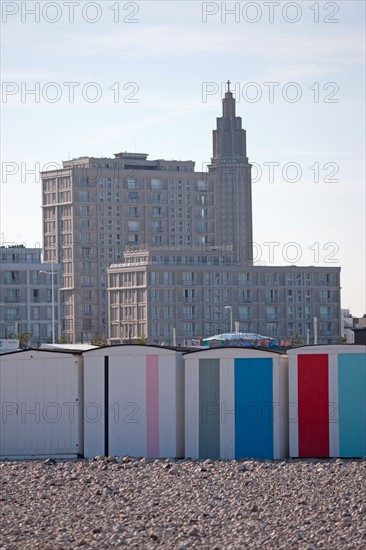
211, 87, 248, 163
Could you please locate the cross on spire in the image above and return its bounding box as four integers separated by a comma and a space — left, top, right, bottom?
226, 80, 231, 92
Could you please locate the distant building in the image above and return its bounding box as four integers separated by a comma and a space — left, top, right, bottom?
41, 86, 342, 344
351, 314, 366, 345
341, 309, 355, 343
41, 86, 253, 343
0, 246, 61, 346
108, 248, 341, 345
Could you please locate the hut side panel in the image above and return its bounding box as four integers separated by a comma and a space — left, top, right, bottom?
158, 354, 185, 458
0, 353, 82, 457
108, 354, 147, 458
84, 355, 108, 458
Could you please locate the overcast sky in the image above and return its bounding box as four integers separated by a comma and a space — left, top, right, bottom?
1, 1, 365, 316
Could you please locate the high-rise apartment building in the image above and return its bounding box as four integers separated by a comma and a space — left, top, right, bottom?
0, 246, 61, 346
42, 88, 341, 344
107, 249, 341, 345
41, 88, 254, 342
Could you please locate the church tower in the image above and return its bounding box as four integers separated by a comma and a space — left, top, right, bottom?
209, 82, 253, 265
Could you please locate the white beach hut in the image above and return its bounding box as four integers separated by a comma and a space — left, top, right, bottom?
0, 349, 83, 458
82, 345, 185, 458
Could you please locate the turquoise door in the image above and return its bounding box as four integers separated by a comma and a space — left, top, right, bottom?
338, 353, 366, 457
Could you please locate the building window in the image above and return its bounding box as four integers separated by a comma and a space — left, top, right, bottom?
265, 273, 279, 286
79, 191, 91, 202
151, 221, 162, 232
265, 323, 278, 338
239, 306, 251, 321
183, 306, 196, 320
238, 273, 251, 286
128, 192, 139, 203
128, 220, 140, 231
266, 289, 279, 303
152, 207, 162, 217
183, 322, 196, 337
197, 180, 208, 191
320, 306, 332, 320
4, 271, 19, 284
5, 308, 19, 321
266, 306, 279, 321
151, 179, 162, 190
320, 290, 331, 303
184, 289, 195, 302
152, 193, 162, 204
240, 289, 251, 303
320, 273, 332, 286
183, 272, 195, 285
80, 219, 91, 230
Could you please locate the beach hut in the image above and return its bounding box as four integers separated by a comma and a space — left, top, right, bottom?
82, 345, 185, 458
0, 349, 83, 458
288, 345, 366, 458
184, 348, 288, 460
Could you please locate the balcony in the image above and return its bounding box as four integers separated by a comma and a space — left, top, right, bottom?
5, 296, 20, 303
265, 280, 279, 286
266, 315, 279, 321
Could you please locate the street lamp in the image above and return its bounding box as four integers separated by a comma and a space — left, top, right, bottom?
224, 305, 233, 333
39, 262, 56, 344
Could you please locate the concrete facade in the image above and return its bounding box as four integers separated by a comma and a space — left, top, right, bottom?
107, 249, 341, 345
0, 246, 61, 346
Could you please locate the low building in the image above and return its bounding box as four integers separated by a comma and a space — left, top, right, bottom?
341, 308, 355, 343
107, 248, 341, 346
0, 246, 61, 347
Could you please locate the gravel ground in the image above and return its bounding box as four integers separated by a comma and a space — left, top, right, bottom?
0, 457, 365, 549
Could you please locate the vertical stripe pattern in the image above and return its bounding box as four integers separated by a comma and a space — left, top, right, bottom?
199, 359, 220, 459
234, 358, 274, 459
298, 354, 329, 457
146, 355, 159, 457
104, 356, 109, 457
338, 353, 366, 457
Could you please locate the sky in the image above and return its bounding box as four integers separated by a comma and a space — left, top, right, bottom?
1, 0, 365, 316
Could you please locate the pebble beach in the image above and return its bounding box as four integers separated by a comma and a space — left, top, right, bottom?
0, 457, 365, 549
